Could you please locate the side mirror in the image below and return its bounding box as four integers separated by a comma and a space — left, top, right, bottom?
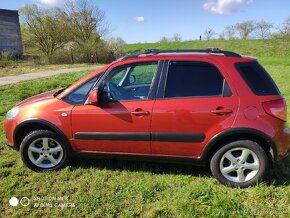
88, 88, 99, 105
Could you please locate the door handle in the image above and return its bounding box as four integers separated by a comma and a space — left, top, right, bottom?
211, 108, 233, 115
131, 109, 150, 116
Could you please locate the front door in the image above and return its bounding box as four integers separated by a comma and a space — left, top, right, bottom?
71, 61, 160, 154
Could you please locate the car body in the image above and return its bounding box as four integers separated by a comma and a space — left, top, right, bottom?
4, 48, 290, 187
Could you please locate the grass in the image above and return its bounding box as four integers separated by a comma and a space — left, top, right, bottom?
1, 40, 290, 217
0, 62, 97, 77
123, 38, 290, 57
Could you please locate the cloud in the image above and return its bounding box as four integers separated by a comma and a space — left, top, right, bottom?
35, 0, 63, 6
134, 16, 145, 22
203, 0, 253, 15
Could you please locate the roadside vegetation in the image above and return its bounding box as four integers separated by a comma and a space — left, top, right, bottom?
0, 61, 97, 77
0, 43, 289, 217
19, 0, 124, 64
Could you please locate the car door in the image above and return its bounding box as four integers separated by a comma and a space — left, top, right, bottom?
151, 60, 238, 157
70, 61, 161, 154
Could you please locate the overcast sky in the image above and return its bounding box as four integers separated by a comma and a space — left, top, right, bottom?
1, 0, 289, 43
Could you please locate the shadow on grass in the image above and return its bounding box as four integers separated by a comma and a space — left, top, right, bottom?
69, 155, 290, 187
70, 156, 212, 178
265, 156, 290, 186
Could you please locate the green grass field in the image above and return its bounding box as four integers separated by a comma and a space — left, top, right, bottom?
124, 38, 290, 57
1, 39, 290, 217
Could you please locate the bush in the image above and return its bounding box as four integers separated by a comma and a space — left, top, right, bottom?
0, 50, 16, 67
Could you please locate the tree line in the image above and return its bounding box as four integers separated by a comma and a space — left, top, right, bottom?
159, 18, 290, 42
204, 19, 290, 40
20, 0, 124, 64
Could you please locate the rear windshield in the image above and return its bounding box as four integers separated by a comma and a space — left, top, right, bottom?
235, 61, 280, 96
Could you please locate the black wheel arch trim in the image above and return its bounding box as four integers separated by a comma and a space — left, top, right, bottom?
200, 128, 277, 161
13, 118, 72, 151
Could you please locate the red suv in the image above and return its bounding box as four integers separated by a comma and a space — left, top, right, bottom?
4, 48, 290, 187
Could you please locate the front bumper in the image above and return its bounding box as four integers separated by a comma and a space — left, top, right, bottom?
3, 119, 18, 150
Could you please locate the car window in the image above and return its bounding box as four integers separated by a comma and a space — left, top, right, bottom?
103, 62, 158, 101
235, 61, 280, 96
129, 64, 157, 85
63, 74, 101, 105
164, 61, 225, 98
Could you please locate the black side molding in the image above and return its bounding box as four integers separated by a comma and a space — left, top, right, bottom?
74, 132, 205, 143
151, 133, 205, 143
75, 132, 150, 141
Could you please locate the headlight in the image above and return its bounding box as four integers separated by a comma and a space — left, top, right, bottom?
6, 107, 20, 120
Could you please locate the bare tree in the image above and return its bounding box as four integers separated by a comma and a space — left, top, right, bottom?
218, 32, 225, 40
255, 21, 273, 39
235, 21, 256, 40
159, 36, 169, 43
173, 33, 182, 42
19, 5, 69, 62
276, 16, 290, 36
224, 25, 236, 39
203, 28, 216, 40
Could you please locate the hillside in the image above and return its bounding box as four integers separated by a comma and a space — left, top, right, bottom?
123, 38, 290, 58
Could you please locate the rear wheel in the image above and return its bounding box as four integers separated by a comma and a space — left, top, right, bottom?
20, 130, 70, 172
210, 140, 269, 188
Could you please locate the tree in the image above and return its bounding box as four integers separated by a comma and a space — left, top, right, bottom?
218, 32, 225, 40
19, 5, 69, 62
61, 0, 109, 62
224, 25, 236, 39
159, 36, 169, 43
106, 37, 125, 61
255, 21, 273, 39
173, 33, 182, 42
203, 28, 216, 40
276, 17, 290, 36
235, 21, 256, 40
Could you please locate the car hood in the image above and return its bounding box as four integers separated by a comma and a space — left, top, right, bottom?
17, 90, 57, 107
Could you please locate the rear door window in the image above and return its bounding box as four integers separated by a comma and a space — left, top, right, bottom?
235, 61, 280, 95
164, 61, 230, 98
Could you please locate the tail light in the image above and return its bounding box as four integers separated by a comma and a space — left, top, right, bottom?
262, 99, 287, 121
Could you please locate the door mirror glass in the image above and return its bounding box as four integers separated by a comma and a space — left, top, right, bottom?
88, 88, 99, 105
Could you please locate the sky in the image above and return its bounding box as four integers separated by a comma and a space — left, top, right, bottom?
0, 0, 289, 43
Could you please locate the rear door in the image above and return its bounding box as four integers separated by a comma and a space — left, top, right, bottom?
151, 60, 239, 157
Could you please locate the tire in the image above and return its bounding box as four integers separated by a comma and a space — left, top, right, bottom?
20, 130, 70, 172
210, 140, 269, 188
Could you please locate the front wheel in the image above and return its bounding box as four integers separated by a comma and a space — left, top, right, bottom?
210, 140, 269, 188
20, 130, 70, 172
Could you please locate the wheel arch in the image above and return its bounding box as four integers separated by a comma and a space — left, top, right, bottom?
13, 118, 72, 151
201, 128, 277, 163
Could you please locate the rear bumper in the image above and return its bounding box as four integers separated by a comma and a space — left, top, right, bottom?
276, 146, 290, 161
274, 126, 290, 162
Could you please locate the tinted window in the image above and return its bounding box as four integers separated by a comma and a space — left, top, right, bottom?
164, 61, 225, 98
235, 61, 279, 95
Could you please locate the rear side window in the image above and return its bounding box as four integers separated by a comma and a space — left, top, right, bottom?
235, 61, 280, 95
164, 61, 229, 98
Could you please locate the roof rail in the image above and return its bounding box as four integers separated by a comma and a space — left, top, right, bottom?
122, 47, 241, 60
